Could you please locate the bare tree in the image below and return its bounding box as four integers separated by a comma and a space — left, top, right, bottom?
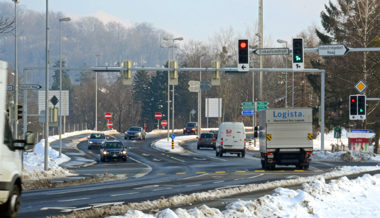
0, 17, 14, 34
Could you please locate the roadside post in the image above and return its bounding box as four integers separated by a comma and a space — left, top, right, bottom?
170, 133, 175, 149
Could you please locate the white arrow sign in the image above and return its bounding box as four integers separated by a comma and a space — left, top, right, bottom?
318, 44, 349, 56
188, 86, 200, 92
238, 64, 249, 72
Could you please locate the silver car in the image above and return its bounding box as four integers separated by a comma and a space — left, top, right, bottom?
125, 126, 146, 140
197, 132, 216, 150
88, 133, 106, 149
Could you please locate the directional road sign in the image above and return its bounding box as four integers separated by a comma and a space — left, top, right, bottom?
242, 109, 254, 116
253, 48, 289, 56
318, 44, 349, 56
170, 134, 175, 139
241, 102, 254, 110
188, 80, 200, 92
257, 105, 268, 111
257, 101, 268, 106
200, 81, 211, 91
19, 84, 42, 90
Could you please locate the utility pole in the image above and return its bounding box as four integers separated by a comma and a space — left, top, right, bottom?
44, 0, 50, 171
258, 0, 263, 101
13, 0, 19, 138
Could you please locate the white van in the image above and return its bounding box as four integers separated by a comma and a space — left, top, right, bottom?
215, 122, 246, 157
0, 61, 35, 217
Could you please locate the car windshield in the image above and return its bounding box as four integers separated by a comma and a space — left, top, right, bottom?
90, 134, 105, 139
104, 142, 123, 148
129, 127, 141, 131
200, 133, 213, 138
186, 123, 196, 127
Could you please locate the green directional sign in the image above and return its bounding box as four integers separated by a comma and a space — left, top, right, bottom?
257, 101, 268, 106
257, 105, 268, 111
241, 102, 254, 110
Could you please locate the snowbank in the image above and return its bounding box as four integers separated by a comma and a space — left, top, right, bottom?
152, 135, 198, 153
109, 166, 380, 218
23, 130, 117, 180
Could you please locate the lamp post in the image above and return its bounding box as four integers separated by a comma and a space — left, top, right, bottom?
95, 54, 101, 131
163, 36, 183, 136
12, 0, 19, 138
58, 17, 70, 157
44, 0, 49, 171
198, 54, 206, 136
277, 39, 288, 108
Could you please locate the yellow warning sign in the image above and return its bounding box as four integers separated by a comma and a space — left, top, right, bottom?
355, 80, 367, 93
307, 133, 313, 140
266, 134, 272, 141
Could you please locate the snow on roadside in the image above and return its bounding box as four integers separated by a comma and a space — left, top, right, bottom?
109, 166, 380, 218
23, 129, 117, 180
152, 135, 198, 153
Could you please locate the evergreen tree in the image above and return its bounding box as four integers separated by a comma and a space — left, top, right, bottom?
51, 60, 73, 92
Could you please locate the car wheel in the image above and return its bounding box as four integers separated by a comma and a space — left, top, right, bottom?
123, 158, 127, 162
0, 184, 21, 218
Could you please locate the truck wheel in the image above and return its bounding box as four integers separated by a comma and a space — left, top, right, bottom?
303, 164, 309, 170
237, 153, 241, 157
0, 184, 21, 218
242, 151, 245, 158
219, 150, 223, 157
261, 160, 265, 169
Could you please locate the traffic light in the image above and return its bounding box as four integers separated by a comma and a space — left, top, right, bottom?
349, 95, 358, 117
238, 39, 249, 72
168, 60, 178, 85
357, 95, 366, 117
49, 107, 58, 123
122, 60, 132, 85
292, 38, 304, 70
211, 61, 220, 86
17, 105, 23, 120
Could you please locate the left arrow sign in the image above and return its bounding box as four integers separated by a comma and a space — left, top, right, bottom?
19, 84, 42, 90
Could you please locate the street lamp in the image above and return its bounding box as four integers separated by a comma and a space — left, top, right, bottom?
277, 39, 288, 108
198, 53, 206, 136
58, 17, 70, 157
12, 0, 19, 138
95, 54, 101, 131
163, 36, 183, 137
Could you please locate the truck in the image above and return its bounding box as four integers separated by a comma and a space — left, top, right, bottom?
0, 60, 35, 218
258, 108, 313, 170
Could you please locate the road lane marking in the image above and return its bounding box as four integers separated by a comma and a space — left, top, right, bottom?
235, 170, 247, 173
294, 170, 304, 172
248, 173, 264, 179
193, 157, 207, 161
176, 172, 186, 175
40, 207, 76, 211
186, 184, 202, 187
170, 156, 186, 163
182, 173, 209, 180
208, 156, 227, 162
142, 153, 150, 157
157, 173, 166, 176
153, 158, 162, 161
111, 192, 139, 197
215, 171, 226, 174
196, 172, 207, 174
134, 173, 146, 178
153, 187, 172, 191
58, 197, 89, 202
255, 170, 265, 172
213, 180, 224, 184
133, 185, 159, 190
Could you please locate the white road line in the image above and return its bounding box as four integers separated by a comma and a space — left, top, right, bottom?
153, 187, 172, 192
170, 156, 185, 163
133, 185, 159, 190
186, 184, 202, 187
181, 173, 209, 180
213, 180, 224, 184
58, 197, 89, 202
248, 173, 264, 179
208, 156, 227, 162
111, 192, 139, 197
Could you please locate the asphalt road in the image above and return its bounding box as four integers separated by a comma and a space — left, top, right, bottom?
18, 133, 380, 217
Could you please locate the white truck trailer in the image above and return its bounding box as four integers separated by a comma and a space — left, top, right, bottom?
0, 60, 35, 217
258, 108, 313, 170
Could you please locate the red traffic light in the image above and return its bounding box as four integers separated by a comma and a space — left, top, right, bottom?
240, 41, 247, 49
351, 98, 356, 103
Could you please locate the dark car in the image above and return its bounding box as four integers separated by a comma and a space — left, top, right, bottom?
183, 122, 198, 135
88, 133, 106, 149
125, 126, 146, 140
197, 132, 216, 150
100, 140, 127, 162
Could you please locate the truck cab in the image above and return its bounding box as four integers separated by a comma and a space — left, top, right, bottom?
0, 60, 35, 217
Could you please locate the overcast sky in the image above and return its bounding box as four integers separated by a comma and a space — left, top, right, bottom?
2, 0, 333, 45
